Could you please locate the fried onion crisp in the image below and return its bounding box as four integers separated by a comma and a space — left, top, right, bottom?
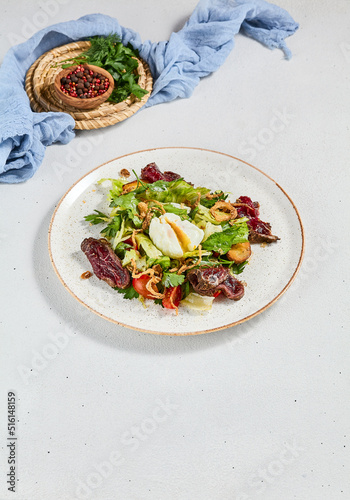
131, 260, 165, 299
192, 192, 201, 209
142, 209, 155, 230
205, 192, 222, 200
120, 169, 130, 178
232, 202, 253, 210
137, 202, 148, 218
177, 245, 202, 274
145, 277, 164, 299
131, 229, 142, 249
169, 292, 179, 315
139, 200, 167, 230
148, 199, 166, 214
210, 201, 237, 222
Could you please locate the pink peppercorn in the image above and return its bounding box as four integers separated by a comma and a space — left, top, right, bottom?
60, 66, 110, 100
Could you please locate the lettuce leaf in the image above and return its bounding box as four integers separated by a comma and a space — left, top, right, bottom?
98, 178, 128, 201
202, 221, 223, 242
194, 204, 221, 226
162, 203, 189, 218
114, 241, 132, 259
110, 191, 138, 210
181, 292, 215, 311
122, 250, 147, 271
182, 249, 211, 259
201, 221, 249, 254
135, 233, 162, 259
140, 179, 210, 206
112, 217, 127, 249
109, 192, 142, 228
147, 256, 171, 270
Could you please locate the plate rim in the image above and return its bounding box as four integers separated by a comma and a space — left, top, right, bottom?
48, 146, 305, 335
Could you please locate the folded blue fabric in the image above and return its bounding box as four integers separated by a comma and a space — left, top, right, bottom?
0, 0, 298, 183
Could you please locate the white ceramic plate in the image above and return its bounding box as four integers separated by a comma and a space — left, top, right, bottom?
49, 147, 304, 335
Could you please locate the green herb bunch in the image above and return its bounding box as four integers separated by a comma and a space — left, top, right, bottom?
61, 34, 148, 103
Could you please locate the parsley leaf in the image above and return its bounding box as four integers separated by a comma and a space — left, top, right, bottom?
100, 215, 122, 238
181, 280, 191, 300
84, 210, 110, 225
109, 192, 142, 228
161, 273, 185, 288
217, 258, 248, 274
114, 285, 139, 300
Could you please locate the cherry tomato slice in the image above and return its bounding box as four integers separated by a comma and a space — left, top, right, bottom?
162, 286, 182, 310
124, 237, 137, 250
132, 276, 157, 299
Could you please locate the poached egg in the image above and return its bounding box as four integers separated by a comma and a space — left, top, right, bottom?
149, 213, 204, 259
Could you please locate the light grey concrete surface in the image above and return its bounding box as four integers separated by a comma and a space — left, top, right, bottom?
0, 1, 349, 499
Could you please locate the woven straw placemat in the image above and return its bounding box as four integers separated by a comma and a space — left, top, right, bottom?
25, 41, 153, 130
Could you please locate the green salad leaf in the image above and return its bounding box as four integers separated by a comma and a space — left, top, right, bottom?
115, 285, 139, 300
122, 250, 147, 271
200, 191, 227, 209
112, 217, 127, 249
162, 203, 189, 218
100, 215, 122, 238
217, 258, 248, 274
110, 192, 142, 228
194, 204, 221, 226
114, 241, 132, 259
98, 178, 127, 200
181, 280, 191, 300
202, 221, 249, 254
147, 256, 171, 270
110, 191, 138, 211
84, 210, 110, 225
141, 179, 210, 206
161, 273, 185, 288
135, 233, 162, 259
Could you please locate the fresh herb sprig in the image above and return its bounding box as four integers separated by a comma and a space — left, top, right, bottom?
61, 34, 148, 104
84, 210, 122, 239
114, 285, 139, 300
161, 273, 185, 288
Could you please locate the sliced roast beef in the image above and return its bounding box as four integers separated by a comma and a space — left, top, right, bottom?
141, 163, 181, 183
247, 217, 280, 244
187, 266, 244, 301
234, 195, 260, 218
216, 273, 245, 301
234, 196, 279, 244
187, 266, 228, 295
81, 238, 130, 289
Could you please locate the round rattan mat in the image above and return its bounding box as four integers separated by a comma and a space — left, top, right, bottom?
25, 41, 153, 130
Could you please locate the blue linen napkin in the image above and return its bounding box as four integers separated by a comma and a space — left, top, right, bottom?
0, 0, 298, 183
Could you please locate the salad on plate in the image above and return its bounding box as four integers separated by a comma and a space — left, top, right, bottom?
80, 163, 279, 313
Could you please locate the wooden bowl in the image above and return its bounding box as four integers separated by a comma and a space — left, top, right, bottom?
54, 64, 114, 110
